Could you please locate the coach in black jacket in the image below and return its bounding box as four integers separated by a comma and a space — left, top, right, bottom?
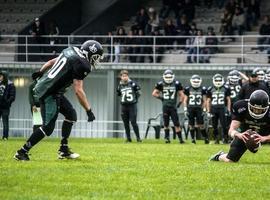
0, 71, 16, 140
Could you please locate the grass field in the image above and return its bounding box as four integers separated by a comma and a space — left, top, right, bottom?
0, 138, 269, 200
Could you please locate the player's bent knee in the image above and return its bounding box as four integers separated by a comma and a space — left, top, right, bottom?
65, 109, 77, 122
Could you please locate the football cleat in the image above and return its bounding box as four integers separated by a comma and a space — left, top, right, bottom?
14, 150, 30, 161
209, 150, 224, 161
165, 139, 171, 143
191, 139, 196, 144
58, 147, 80, 159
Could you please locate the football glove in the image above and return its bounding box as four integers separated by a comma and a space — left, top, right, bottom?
32, 71, 44, 80
86, 109, 95, 122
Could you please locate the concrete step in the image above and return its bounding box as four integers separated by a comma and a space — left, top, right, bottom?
244, 51, 268, 64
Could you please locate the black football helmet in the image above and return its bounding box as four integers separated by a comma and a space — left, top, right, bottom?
212, 74, 224, 88
163, 69, 175, 84
80, 40, 103, 69
227, 70, 240, 85
248, 90, 269, 119
265, 68, 270, 82
190, 74, 202, 88
252, 67, 265, 81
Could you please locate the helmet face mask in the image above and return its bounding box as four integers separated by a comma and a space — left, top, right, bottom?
213, 74, 224, 88
248, 90, 269, 119
81, 40, 104, 69
252, 68, 265, 81
228, 70, 240, 85
190, 75, 202, 88
163, 70, 175, 84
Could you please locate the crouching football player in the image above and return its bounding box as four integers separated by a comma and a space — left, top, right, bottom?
209, 90, 270, 162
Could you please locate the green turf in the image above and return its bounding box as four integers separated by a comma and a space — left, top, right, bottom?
0, 138, 269, 200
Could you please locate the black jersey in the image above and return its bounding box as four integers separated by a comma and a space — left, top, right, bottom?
207, 85, 231, 109
117, 80, 140, 105
155, 80, 183, 108
232, 100, 270, 136
35, 46, 91, 98
238, 81, 270, 100
184, 86, 207, 108
225, 81, 242, 105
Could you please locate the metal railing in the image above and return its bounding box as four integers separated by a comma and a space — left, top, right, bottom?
0, 34, 270, 64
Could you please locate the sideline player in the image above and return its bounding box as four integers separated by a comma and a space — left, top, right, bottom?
14, 40, 103, 161
152, 69, 185, 144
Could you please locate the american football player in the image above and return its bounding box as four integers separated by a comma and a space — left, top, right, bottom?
210, 90, 270, 162
117, 70, 141, 143
207, 74, 231, 144
152, 69, 185, 143
183, 74, 209, 144
14, 40, 103, 161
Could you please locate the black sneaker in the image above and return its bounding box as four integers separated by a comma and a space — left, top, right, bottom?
58, 146, 80, 159
191, 139, 196, 144
14, 150, 30, 161
209, 150, 224, 161
137, 138, 142, 143
205, 139, 209, 144
2, 137, 8, 141
165, 139, 171, 143
125, 139, 132, 143
214, 139, 220, 144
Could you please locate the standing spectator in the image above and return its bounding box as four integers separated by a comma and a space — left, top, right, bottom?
135, 8, 149, 31
29, 18, 45, 61
135, 29, 149, 63
164, 19, 177, 50
182, 0, 196, 22
160, 0, 182, 19
117, 70, 142, 143
0, 70, 16, 140
220, 8, 233, 40
225, 0, 237, 15
258, 16, 270, 51
232, 7, 245, 35
47, 20, 60, 57
145, 7, 160, 35
151, 29, 165, 63
186, 29, 206, 63
176, 15, 191, 49
114, 27, 127, 63
205, 27, 218, 63
126, 30, 136, 63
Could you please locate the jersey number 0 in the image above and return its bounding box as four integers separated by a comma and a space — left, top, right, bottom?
48, 54, 67, 79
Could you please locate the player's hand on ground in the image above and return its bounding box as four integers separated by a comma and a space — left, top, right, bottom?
86, 109, 95, 122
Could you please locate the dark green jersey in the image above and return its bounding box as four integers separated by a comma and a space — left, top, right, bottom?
207, 85, 231, 109
34, 47, 91, 98
155, 80, 183, 108
227, 83, 241, 105
117, 80, 140, 105
184, 86, 207, 108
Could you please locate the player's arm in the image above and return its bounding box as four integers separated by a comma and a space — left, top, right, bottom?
206, 97, 211, 113
202, 95, 207, 112
40, 57, 58, 72
226, 96, 231, 112
178, 90, 185, 105
73, 79, 90, 111
152, 89, 162, 100
229, 120, 250, 142
239, 71, 249, 83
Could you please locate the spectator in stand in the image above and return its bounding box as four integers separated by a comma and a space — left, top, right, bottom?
47, 20, 60, 58
29, 17, 45, 60
126, 30, 137, 63
205, 27, 219, 63
186, 29, 206, 63
135, 8, 149, 31
164, 19, 177, 50
232, 6, 245, 35
182, 0, 196, 22
220, 8, 233, 41
145, 7, 160, 35
258, 15, 270, 51
217, 0, 226, 9
244, 0, 261, 30
135, 29, 149, 63
186, 22, 197, 51
176, 15, 191, 49
150, 29, 165, 63
114, 27, 127, 63
225, 0, 237, 15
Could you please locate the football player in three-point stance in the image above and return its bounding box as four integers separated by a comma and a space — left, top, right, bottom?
152, 69, 185, 144
210, 90, 270, 162
14, 40, 103, 161
117, 70, 142, 143
207, 74, 231, 144
183, 75, 209, 144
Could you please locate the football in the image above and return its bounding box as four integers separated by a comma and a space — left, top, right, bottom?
245, 130, 261, 153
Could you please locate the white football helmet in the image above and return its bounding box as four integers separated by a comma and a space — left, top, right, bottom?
190, 74, 202, 88
163, 69, 175, 84
227, 70, 240, 85
212, 74, 224, 88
